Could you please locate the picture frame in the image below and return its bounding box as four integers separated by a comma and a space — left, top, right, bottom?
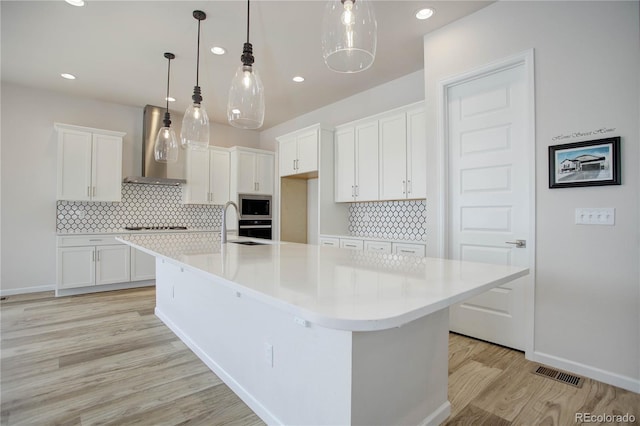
548, 137, 621, 188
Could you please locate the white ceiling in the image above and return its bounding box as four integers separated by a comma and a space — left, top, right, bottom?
1, 1, 491, 130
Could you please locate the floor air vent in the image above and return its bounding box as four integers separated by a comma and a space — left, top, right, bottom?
533, 365, 584, 388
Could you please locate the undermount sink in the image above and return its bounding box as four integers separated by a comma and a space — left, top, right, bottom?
229, 240, 267, 246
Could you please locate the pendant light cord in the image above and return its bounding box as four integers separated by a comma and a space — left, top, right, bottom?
165, 57, 171, 112
246, 0, 250, 44
196, 18, 201, 86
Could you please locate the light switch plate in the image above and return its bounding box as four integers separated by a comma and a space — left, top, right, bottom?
575, 208, 615, 225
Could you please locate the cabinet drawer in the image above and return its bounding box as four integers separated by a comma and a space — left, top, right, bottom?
58, 235, 122, 247
392, 243, 425, 257
340, 238, 364, 251
364, 241, 392, 254
319, 237, 339, 247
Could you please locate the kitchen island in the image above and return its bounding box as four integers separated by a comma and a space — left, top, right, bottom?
117, 232, 528, 426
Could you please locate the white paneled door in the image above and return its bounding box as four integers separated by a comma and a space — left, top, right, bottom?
447, 61, 531, 351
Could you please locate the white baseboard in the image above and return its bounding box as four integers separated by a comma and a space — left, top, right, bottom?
55, 281, 154, 297
0, 284, 55, 297
420, 401, 451, 426
529, 350, 640, 394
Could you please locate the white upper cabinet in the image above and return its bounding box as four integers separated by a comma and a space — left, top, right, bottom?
334, 102, 426, 203
56, 123, 124, 202
405, 105, 427, 199
334, 120, 379, 202
379, 112, 408, 200
183, 147, 230, 205
379, 104, 426, 200
277, 126, 319, 177
230, 147, 274, 195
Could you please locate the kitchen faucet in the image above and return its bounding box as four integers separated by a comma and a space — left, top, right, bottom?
221, 201, 239, 244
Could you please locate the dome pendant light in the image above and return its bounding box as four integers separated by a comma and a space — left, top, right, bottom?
321, 0, 377, 73
154, 52, 179, 163
181, 10, 210, 150
227, 0, 265, 130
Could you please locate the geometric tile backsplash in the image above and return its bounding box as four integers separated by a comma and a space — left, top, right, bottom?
348, 199, 427, 241
56, 183, 222, 232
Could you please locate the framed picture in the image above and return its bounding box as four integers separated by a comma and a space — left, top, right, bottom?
549, 137, 621, 188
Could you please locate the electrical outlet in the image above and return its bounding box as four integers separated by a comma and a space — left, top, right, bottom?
575, 208, 615, 225
264, 343, 273, 367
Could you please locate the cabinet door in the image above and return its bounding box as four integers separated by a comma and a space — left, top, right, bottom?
131, 248, 156, 281
406, 106, 427, 199
296, 130, 318, 174
355, 121, 379, 202
92, 133, 123, 202
334, 128, 356, 202
392, 243, 425, 257
58, 246, 95, 289
279, 136, 298, 177
57, 129, 92, 201
255, 153, 274, 194
379, 113, 407, 200
184, 148, 211, 204
209, 148, 230, 205
96, 245, 130, 285
236, 151, 257, 193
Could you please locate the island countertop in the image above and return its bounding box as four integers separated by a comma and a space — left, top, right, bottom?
117, 232, 528, 331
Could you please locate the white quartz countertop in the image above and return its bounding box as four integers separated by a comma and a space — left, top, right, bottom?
117, 233, 528, 331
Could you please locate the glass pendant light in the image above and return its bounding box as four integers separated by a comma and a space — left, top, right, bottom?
154, 52, 179, 163
181, 10, 210, 150
321, 0, 377, 73
227, 0, 265, 129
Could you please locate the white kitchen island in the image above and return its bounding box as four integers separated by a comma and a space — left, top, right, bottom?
117, 232, 528, 426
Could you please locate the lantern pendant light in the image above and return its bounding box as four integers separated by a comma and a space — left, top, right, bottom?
154, 52, 179, 163
321, 0, 377, 73
227, 0, 265, 129
181, 10, 210, 150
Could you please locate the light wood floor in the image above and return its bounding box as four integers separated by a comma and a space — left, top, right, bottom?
1, 287, 638, 425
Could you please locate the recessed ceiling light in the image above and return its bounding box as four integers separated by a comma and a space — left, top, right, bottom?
416, 8, 435, 20
231, 108, 241, 114
166, 97, 176, 102
60, 73, 76, 80
292, 76, 305, 83
65, 0, 85, 6
211, 46, 226, 55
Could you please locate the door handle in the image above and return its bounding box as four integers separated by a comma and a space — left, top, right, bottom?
402, 180, 406, 194
92, 186, 96, 197
407, 180, 412, 194
505, 239, 526, 248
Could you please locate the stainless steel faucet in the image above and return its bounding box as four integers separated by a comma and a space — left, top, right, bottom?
221, 201, 239, 244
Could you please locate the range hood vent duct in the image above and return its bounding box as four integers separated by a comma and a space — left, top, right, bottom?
123, 105, 186, 186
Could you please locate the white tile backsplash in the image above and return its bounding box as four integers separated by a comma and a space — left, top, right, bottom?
348, 200, 426, 241
56, 183, 222, 232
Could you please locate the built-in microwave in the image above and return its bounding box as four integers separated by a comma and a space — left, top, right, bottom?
238, 194, 272, 219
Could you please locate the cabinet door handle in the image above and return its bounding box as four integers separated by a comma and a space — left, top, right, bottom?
92, 251, 95, 262
293, 159, 296, 171
355, 185, 359, 197
402, 180, 406, 194
407, 180, 412, 194
92, 186, 96, 197
87, 186, 91, 197
351, 185, 355, 198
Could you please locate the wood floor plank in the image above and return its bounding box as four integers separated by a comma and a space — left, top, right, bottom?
447, 360, 503, 418
2, 287, 638, 426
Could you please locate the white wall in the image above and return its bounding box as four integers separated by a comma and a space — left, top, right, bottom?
0, 82, 260, 294
423, 1, 639, 391
259, 70, 424, 151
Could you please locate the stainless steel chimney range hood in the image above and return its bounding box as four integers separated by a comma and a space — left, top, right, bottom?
123, 105, 187, 186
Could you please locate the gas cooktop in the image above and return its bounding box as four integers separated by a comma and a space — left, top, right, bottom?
124, 226, 188, 231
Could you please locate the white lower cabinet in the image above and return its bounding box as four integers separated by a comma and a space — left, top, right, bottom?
339, 238, 364, 251
319, 237, 339, 247
57, 234, 158, 292
320, 235, 425, 257
392, 243, 426, 257
131, 248, 156, 281
57, 236, 130, 289
364, 241, 392, 254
